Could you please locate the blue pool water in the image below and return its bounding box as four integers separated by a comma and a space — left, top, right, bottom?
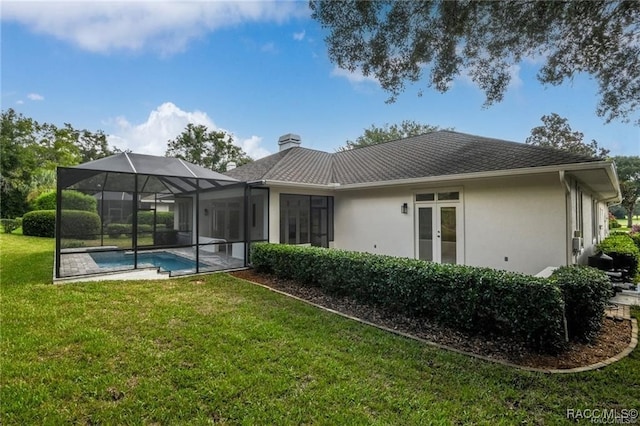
90, 251, 202, 272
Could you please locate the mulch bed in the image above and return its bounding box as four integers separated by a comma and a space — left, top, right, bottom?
230, 269, 633, 371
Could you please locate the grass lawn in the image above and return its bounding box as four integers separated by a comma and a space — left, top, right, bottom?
1, 233, 639, 424
615, 217, 640, 232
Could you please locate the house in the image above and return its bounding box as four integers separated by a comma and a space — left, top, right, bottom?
225, 131, 621, 276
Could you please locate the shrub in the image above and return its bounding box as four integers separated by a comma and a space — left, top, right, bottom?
597, 234, 640, 279
106, 223, 132, 238
61, 210, 101, 240
251, 243, 567, 353
32, 191, 56, 210
32, 190, 98, 212
550, 266, 612, 342
1, 218, 21, 234
22, 210, 56, 238
127, 211, 174, 227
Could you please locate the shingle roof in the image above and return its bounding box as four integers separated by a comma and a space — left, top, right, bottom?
225, 130, 601, 186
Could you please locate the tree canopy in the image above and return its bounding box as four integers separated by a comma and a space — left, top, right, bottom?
165, 124, 252, 172
340, 120, 449, 151
612, 156, 640, 227
311, 1, 640, 124
0, 109, 114, 218
525, 113, 609, 158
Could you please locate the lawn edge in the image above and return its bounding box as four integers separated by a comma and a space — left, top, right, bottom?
230, 274, 639, 374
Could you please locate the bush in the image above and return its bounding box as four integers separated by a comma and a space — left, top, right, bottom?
251, 243, 567, 353
1, 218, 21, 234
550, 266, 612, 342
61, 210, 101, 240
127, 211, 174, 227
32, 190, 98, 212
105, 223, 132, 238
597, 234, 640, 279
22, 210, 56, 238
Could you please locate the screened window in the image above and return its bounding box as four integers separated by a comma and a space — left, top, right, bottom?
280, 194, 333, 247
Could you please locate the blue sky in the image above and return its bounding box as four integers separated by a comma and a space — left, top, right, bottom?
2, 1, 638, 159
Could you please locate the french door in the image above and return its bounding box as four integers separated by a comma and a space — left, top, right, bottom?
415, 201, 463, 264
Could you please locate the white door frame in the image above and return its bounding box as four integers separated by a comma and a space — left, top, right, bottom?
414, 189, 464, 265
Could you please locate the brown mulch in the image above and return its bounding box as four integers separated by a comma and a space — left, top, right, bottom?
230, 269, 633, 371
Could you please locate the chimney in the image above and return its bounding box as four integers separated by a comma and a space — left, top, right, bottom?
278, 133, 301, 152
226, 161, 237, 171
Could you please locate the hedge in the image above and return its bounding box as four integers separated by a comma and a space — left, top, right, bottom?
0, 218, 21, 234
251, 243, 567, 353
32, 190, 97, 212
61, 210, 101, 239
105, 223, 153, 238
597, 234, 640, 279
550, 266, 612, 342
22, 210, 56, 238
24, 209, 101, 239
127, 211, 174, 227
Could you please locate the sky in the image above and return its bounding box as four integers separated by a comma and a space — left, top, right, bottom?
1, 1, 639, 160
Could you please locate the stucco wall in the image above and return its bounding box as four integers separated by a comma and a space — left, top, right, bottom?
333, 173, 568, 275
462, 174, 566, 274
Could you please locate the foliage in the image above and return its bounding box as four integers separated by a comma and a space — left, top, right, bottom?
126, 211, 174, 228
105, 223, 132, 238
311, 1, 640, 125
0, 108, 115, 218
550, 266, 612, 342
165, 123, 252, 172
0, 218, 21, 234
22, 210, 56, 238
609, 212, 622, 229
251, 243, 566, 353
597, 234, 640, 279
526, 113, 609, 158
32, 190, 97, 213
61, 210, 102, 240
609, 205, 627, 220
340, 120, 451, 151
613, 156, 640, 228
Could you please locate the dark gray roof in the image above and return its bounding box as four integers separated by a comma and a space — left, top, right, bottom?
225, 147, 334, 184
74, 152, 237, 182
225, 130, 601, 186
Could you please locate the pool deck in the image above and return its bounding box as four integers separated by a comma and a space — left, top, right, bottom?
56, 247, 245, 282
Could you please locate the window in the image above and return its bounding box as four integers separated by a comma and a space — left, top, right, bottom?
280, 194, 334, 247
416, 191, 459, 202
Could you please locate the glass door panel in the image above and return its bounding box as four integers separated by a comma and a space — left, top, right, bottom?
440, 206, 457, 264
418, 207, 434, 261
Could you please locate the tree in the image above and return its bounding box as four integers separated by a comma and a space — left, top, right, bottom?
310, 1, 640, 124
0, 108, 116, 218
340, 120, 450, 151
612, 156, 640, 228
165, 124, 252, 172
526, 113, 609, 158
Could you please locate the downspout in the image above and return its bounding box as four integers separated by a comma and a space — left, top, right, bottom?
559, 171, 573, 266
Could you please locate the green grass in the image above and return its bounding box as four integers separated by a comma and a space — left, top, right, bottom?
1, 233, 639, 424
615, 217, 640, 232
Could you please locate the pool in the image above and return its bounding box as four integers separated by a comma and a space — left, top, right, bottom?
90, 251, 203, 272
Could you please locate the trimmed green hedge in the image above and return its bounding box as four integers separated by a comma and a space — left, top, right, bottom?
127, 211, 174, 227
61, 210, 101, 240
32, 190, 97, 212
22, 210, 56, 238
105, 223, 154, 238
550, 266, 612, 342
597, 234, 639, 279
251, 243, 567, 353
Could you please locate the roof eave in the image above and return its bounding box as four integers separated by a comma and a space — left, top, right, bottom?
335, 161, 618, 192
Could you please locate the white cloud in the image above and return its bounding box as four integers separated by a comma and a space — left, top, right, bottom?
106, 102, 271, 160
293, 30, 305, 41
16, 100, 24, 105
330, 66, 379, 85
2, 1, 309, 55
27, 93, 44, 100
261, 42, 277, 54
